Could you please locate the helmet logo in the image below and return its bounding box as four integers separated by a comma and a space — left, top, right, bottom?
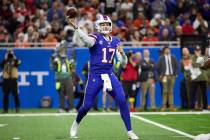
103, 15, 108, 20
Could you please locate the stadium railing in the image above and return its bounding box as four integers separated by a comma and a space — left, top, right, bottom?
0, 41, 180, 48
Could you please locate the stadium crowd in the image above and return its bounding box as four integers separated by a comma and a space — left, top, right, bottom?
0, 0, 210, 47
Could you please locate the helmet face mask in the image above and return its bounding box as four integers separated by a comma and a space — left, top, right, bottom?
95, 15, 112, 34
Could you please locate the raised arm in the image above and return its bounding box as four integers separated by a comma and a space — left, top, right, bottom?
66, 17, 95, 47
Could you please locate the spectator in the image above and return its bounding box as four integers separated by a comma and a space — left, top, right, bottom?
201, 2, 210, 22
121, 51, 138, 112
164, 0, 176, 17
182, 19, 194, 35
30, 32, 42, 47
142, 28, 159, 45
174, 0, 188, 17
25, 0, 37, 15
124, 12, 133, 29
120, 0, 133, 11
131, 30, 142, 43
151, 0, 166, 18
51, 42, 75, 113
189, 7, 197, 22
133, 52, 142, 108
178, 12, 190, 26
139, 17, 150, 37
103, 0, 116, 14
173, 25, 183, 41
41, 25, 52, 39
5, 13, 21, 35
193, 13, 208, 34
190, 46, 208, 110
47, 1, 63, 22
43, 32, 57, 47
0, 28, 13, 47
78, 13, 94, 30
159, 18, 174, 39
133, 1, 145, 19
65, 0, 76, 7
143, 0, 152, 20
180, 47, 192, 109
80, 1, 96, 21
157, 46, 179, 111
117, 27, 130, 42
0, 1, 13, 20
0, 49, 21, 113
168, 14, 179, 29
37, 1, 49, 13
24, 25, 34, 42
140, 49, 157, 111
133, 12, 145, 30
35, 16, 50, 37
159, 28, 172, 41
150, 13, 162, 28
12, 2, 29, 24
14, 33, 29, 48
51, 21, 63, 41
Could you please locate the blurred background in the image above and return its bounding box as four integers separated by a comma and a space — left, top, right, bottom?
0, 0, 210, 112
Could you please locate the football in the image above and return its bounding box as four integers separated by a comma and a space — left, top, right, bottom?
66, 7, 78, 18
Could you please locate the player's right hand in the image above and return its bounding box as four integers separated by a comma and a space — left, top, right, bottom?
66, 16, 77, 29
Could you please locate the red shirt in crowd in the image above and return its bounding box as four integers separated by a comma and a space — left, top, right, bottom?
182, 23, 194, 34
121, 62, 138, 81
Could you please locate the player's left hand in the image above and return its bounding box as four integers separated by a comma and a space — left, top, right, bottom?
117, 46, 125, 55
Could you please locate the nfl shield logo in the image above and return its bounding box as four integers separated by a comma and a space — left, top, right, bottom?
99, 40, 103, 45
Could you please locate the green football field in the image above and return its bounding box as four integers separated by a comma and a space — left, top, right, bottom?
0, 110, 210, 140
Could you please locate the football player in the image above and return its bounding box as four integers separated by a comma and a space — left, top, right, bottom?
66, 14, 139, 139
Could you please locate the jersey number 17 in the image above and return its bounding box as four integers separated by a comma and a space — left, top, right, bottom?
102, 48, 115, 63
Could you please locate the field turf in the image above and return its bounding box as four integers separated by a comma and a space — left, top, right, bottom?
0, 109, 210, 140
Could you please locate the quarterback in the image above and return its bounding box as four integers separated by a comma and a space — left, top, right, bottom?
66, 14, 139, 140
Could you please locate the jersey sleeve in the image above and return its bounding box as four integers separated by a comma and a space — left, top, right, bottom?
88, 33, 98, 46
88, 34, 97, 40
75, 28, 96, 47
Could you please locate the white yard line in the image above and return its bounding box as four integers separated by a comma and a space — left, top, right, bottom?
131, 114, 195, 139
132, 111, 210, 115
0, 111, 209, 117
0, 124, 8, 127
12, 137, 20, 140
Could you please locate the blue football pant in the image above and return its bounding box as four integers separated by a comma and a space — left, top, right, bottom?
76, 73, 132, 131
